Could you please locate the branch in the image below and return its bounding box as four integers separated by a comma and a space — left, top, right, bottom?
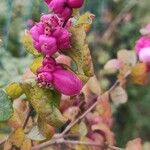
32, 71, 130, 150
60, 96, 99, 137
32, 138, 103, 150
108, 145, 125, 150
32, 139, 125, 150
22, 105, 32, 129
101, 0, 138, 41
60, 71, 130, 137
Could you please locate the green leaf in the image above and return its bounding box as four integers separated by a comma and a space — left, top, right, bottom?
0, 89, 13, 121
21, 31, 41, 56
20, 82, 65, 128
5, 82, 23, 99
49, 90, 61, 108
64, 26, 94, 79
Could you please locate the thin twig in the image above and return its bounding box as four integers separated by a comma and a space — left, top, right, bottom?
32, 139, 125, 150
60, 97, 99, 137
64, 140, 103, 147
108, 70, 131, 93
60, 71, 131, 137
101, 0, 138, 41
22, 105, 32, 129
108, 145, 125, 150
31, 71, 131, 150
32, 138, 103, 150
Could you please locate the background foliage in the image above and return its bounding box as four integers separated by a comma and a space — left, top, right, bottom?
0, 0, 150, 148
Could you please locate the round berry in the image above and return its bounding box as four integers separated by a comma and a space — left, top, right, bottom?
67, 0, 84, 8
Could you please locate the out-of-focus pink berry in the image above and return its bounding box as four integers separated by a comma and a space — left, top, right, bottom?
135, 36, 150, 54
67, 0, 84, 8
39, 35, 58, 55
53, 69, 83, 96
139, 47, 150, 63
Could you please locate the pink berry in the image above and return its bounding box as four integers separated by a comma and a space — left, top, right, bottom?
37, 72, 53, 86
135, 36, 150, 54
139, 47, 150, 63
39, 35, 57, 55
33, 41, 41, 52
30, 23, 44, 42
67, 0, 84, 8
42, 56, 56, 66
53, 69, 83, 96
52, 27, 71, 50
61, 7, 72, 20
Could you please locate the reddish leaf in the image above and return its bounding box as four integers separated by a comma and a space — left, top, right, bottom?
130, 63, 148, 85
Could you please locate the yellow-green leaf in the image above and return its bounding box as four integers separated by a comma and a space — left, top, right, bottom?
8, 128, 25, 148
76, 12, 95, 32
30, 57, 43, 74
20, 82, 65, 128
21, 31, 41, 56
8, 110, 22, 129
5, 82, 23, 99
64, 26, 94, 79
72, 9, 79, 16
21, 139, 31, 150
38, 117, 55, 139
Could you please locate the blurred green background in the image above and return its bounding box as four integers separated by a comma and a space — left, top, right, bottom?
0, 0, 150, 147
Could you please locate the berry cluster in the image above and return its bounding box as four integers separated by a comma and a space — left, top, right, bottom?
29, 0, 84, 96
135, 23, 150, 65
44, 0, 84, 20
37, 56, 82, 96
30, 14, 71, 56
